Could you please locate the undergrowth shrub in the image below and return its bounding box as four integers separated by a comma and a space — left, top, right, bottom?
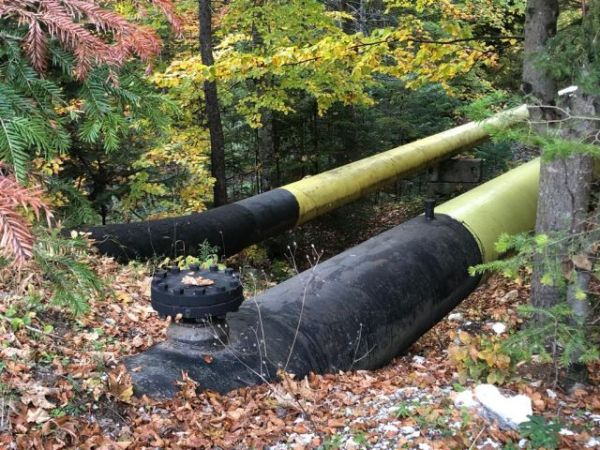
448, 331, 514, 385
469, 232, 600, 382
32, 230, 104, 315
160, 240, 221, 270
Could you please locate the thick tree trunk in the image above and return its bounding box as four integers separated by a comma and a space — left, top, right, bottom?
199, 0, 228, 206
561, 91, 598, 384
533, 148, 593, 310
522, 0, 559, 105
522, 0, 562, 309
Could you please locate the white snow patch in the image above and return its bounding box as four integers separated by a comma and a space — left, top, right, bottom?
418, 444, 432, 450
518, 438, 528, 448
478, 438, 500, 449
474, 384, 532, 429
559, 428, 575, 436
412, 355, 426, 364
450, 420, 462, 429
454, 390, 478, 408
400, 426, 416, 435
546, 389, 557, 399
491, 322, 507, 335
290, 433, 314, 446
380, 424, 398, 433
587, 437, 600, 448
406, 431, 421, 439
268, 444, 287, 450
448, 313, 463, 321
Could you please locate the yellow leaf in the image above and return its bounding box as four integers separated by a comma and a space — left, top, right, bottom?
458, 331, 472, 345
119, 386, 134, 403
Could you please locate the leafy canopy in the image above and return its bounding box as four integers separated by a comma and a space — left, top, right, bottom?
154, 0, 511, 127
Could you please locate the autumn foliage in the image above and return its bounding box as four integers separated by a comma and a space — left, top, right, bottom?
0, 0, 179, 264
0, 171, 52, 265
0, 0, 178, 77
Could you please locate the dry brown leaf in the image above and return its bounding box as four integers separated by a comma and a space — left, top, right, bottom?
572, 254, 593, 271
131, 336, 144, 348
21, 384, 56, 409
26, 407, 51, 424
107, 368, 135, 403
181, 275, 215, 286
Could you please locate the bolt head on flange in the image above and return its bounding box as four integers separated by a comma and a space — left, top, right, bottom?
151, 266, 244, 320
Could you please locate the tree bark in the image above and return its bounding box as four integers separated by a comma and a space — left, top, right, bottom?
522, 0, 559, 105
199, 0, 228, 206
257, 108, 277, 191
522, 0, 562, 310
249, 10, 278, 192
561, 91, 598, 385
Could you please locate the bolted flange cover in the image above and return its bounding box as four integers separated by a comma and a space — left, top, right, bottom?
151, 266, 244, 319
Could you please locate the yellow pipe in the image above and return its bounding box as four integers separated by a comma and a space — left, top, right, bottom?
436, 158, 540, 262
283, 105, 530, 224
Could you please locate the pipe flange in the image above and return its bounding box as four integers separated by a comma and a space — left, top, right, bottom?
166, 319, 229, 347
151, 266, 243, 319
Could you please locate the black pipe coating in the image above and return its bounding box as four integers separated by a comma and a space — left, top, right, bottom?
82, 189, 299, 261
127, 214, 481, 398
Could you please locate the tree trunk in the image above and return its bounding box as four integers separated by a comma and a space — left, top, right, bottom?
533, 149, 593, 310
522, 0, 561, 310
561, 91, 598, 385
522, 0, 559, 105
249, 11, 278, 192
199, 0, 228, 206
257, 108, 276, 191
336, 0, 358, 164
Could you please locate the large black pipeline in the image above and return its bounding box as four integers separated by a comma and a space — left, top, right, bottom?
127, 214, 482, 397
126, 159, 540, 397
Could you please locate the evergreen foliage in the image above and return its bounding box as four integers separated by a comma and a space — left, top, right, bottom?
543, 1, 600, 95
33, 230, 104, 315
470, 230, 600, 372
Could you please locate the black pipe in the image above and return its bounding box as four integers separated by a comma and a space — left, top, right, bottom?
84, 189, 299, 261
127, 214, 481, 397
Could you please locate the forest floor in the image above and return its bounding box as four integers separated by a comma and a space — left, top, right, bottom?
0, 202, 599, 449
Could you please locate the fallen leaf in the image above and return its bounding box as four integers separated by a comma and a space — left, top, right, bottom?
20, 385, 56, 410
572, 254, 593, 271
26, 408, 51, 424
182, 275, 215, 286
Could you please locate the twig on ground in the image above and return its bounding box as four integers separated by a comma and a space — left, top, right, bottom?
468, 426, 486, 450
0, 313, 63, 340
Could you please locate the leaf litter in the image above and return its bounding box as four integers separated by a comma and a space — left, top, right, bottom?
0, 256, 598, 449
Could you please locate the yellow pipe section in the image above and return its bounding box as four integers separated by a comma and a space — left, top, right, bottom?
283, 105, 530, 224
436, 158, 541, 262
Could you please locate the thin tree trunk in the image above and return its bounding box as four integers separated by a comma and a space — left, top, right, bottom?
257, 108, 276, 191
249, 11, 278, 192
337, 0, 358, 164
312, 100, 320, 173
199, 0, 228, 206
